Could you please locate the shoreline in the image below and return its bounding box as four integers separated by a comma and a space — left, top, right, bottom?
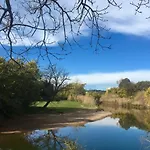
0, 110, 111, 134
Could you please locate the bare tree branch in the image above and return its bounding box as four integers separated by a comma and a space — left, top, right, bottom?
0, 0, 112, 62
42, 64, 69, 107
1, 0, 149, 63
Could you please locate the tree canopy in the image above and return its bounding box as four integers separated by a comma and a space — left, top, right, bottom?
136, 81, 150, 91
0, 57, 41, 116
118, 78, 136, 96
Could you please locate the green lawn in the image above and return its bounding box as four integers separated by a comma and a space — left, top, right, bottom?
29, 100, 96, 114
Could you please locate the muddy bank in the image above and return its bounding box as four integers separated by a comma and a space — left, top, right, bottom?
0, 110, 111, 134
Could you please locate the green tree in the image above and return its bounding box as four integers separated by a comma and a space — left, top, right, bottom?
135, 81, 150, 91
118, 78, 131, 89
118, 78, 135, 97
0, 58, 41, 117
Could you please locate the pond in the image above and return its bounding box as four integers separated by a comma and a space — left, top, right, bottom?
1, 108, 150, 150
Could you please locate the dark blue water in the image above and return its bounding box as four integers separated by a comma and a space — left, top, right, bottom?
56, 117, 148, 150
1, 116, 150, 150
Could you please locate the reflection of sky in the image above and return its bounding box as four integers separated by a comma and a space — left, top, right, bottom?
86, 117, 120, 127
55, 117, 147, 150
28, 130, 48, 140
27, 117, 148, 150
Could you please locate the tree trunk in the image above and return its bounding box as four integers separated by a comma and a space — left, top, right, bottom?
43, 100, 51, 108
43, 93, 57, 108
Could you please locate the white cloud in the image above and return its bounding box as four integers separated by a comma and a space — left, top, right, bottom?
70, 70, 150, 86
105, 1, 150, 36
58, 0, 150, 37
1, 0, 150, 46
0, 0, 90, 46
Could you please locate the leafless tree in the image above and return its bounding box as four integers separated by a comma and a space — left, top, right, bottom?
0, 0, 112, 62
0, 0, 149, 62
130, 0, 150, 15
42, 64, 69, 107
107, 0, 150, 13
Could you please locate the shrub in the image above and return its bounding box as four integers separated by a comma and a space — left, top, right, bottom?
106, 88, 118, 95
0, 58, 41, 116
117, 88, 128, 98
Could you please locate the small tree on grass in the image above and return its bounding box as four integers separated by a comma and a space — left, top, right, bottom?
42, 65, 69, 108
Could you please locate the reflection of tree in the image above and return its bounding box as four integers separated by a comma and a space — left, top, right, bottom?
102, 104, 150, 131
112, 113, 148, 130
26, 130, 82, 150
112, 112, 150, 149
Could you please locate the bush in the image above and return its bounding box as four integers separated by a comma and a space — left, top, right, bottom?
105, 88, 128, 98
106, 88, 118, 95
117, 88, 128, 98
0, 58, 41, 116
55, 91, 69, 101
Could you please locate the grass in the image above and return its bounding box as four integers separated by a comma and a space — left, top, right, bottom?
28, 100, 97, 114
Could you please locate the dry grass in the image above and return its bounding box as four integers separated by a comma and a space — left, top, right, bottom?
101, 93, 130, 105
132, 91, 146, 106
77, 95, 96, 106
68, 95, 97, 107
101, 91, 149, 108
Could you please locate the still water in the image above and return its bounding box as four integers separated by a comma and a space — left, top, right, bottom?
1, 108, 150, 150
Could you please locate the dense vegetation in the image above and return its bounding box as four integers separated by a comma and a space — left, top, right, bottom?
0, 58, 67, 117
1, 57, 150, 118
102, 78, 150, 107
0, 58, 41, 117
99, 104, 150, 131
0, 57, 100, 118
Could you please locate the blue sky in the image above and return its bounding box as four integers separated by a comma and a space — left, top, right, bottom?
51, 33, 150, 90
1, 0, 150, 90
2, 32, 150, 90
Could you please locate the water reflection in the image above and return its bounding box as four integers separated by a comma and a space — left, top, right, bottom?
0, 130, 81, 150
112, 113, 147, 130
1, 107, 150, 150
26, 130, 80, 150
100, 105, 150, 131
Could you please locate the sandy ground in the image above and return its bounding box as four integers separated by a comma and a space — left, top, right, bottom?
0, 110, 111, 134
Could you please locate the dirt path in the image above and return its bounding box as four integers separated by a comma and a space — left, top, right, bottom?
0, 110, 111, 134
